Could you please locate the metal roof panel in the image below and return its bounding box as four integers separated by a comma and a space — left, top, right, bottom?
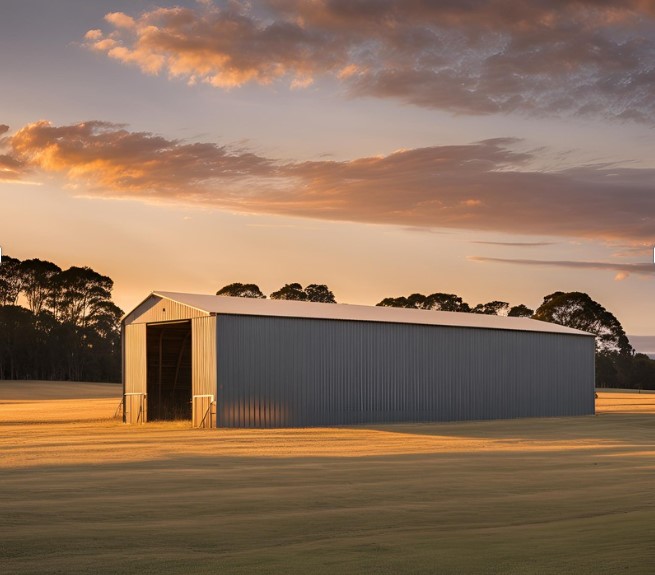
125, 291, 595, 337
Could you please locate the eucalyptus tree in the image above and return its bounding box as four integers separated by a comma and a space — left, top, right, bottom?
533, 291, 632, 356
508, 304, 534, 318
471, 301, 510, 315
20, 258, 61, 314
268, 283, 337, 303
377, 292, 470, 312
0, 255, 24, 306
216, 282, 266, 298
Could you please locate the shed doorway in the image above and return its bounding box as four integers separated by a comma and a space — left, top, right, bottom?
146, 321, 192, 421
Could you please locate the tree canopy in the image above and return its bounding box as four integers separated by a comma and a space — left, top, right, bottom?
377, 292, 471, 311
508, 304, 534, 318
270, 283, 307, 301
216, 283, 266, 299
533, 291, 633, 356
270, 283, 336, 303
21, 258, 61, 314
304, 284, 336, 303
377, 293, 528, 316
472, 301, 509, 316
0, 255, 122, 382
0, 255, 23, 306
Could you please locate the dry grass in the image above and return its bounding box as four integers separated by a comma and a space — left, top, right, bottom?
1, 381, 654, 574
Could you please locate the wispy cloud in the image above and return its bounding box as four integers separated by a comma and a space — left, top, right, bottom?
83, 1, 655, 121
471, 241, 556, 247
469, 256, 655, 279
3, 120, 655, 243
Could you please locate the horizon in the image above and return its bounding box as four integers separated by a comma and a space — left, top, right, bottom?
1, 0, 653, 338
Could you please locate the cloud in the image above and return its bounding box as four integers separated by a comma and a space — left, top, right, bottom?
6, 120, 275, 196
3, 120, 655, 243
0, 125, 27, 181
0, 155, 26, 181
104, 12, 136, 30
469, 256, 655, 279
83, 1, 655, 120
472, 241, 556, 247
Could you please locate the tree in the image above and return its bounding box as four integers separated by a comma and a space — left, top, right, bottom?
627, 354, 655, 390
269, 283, 337, 303
0, 255, 25, 306
377, 292, 470, 312
508, 304, 534, 318
49, 266, 118, 328
533, 291, 633, 356
0, 255, 123, 382
377, 294, 421, 308
304, 284, 336, 303
270, 283, 307, 301
595, 354, 620, 388
216, 283, 266, 299
425, 293, 471, 312
0, 305, 37, 379
20, 258, 61, 314
50, 267, 123, 380
472, 301, 509, 315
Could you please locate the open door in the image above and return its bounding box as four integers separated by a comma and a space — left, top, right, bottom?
125, 317, 217, 427
146, 321, 192, 421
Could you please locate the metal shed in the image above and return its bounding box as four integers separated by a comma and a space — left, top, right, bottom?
122, 291, 596, 428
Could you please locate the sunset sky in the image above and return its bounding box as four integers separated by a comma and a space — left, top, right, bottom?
1, 0, 653, 347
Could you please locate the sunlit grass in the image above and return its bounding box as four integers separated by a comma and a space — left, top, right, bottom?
1, 382, 654, 574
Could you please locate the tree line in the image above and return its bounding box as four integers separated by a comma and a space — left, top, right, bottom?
217, 282, 337, 303
217, 282, 655, 390
0, 255, 122, 382
0, 262, 652, 389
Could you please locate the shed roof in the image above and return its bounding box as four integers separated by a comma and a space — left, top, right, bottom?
124, 291, 593, 337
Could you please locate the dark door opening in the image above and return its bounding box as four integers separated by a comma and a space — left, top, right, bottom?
147, 321, 192, 421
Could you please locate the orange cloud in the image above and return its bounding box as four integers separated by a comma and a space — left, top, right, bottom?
84, 5, 343, 88
83, 1, 655, 120
0, 124, 26, 181
3, 121, 655, 243
6, 120, 275, 195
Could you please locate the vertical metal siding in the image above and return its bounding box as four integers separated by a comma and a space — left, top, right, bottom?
124, 323, 147, 423
216, 315, 595, 428
192, 316, 217, 397
124, 323, 147, 394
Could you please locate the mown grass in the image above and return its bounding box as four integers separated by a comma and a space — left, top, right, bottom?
0, 382, 653, 574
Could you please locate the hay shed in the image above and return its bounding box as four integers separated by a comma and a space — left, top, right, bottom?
122, 291, 595, 428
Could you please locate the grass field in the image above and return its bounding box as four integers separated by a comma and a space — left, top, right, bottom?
1, 382, 654, 574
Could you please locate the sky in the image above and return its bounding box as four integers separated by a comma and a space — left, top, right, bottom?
0, 0, 654, 345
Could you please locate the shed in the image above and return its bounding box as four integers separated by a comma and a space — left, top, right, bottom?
122, 291, 595, 427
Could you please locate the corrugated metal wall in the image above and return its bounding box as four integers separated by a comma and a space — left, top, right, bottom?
124, 323, 147, 394
216, 315, 595, 428
124, 323, 147, 423
192, 316, 217, 397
